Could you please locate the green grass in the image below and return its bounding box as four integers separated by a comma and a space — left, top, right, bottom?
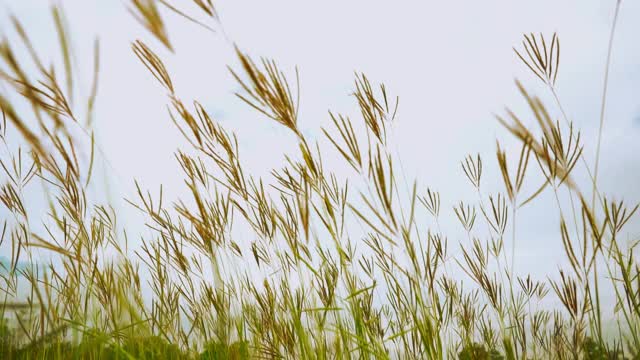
0, 1, 638, 359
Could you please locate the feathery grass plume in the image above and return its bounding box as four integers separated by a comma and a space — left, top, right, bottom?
353, 74, 398, 145
229, 47, 300, 136
128, 0, 173, 51
603, 198, 638, 236
487, 194, 508, 237
0, 7, 94, 164
496, 141, 531, 203
454, 201, 476, 233
132, 40, 174, 94
461, 154, 482, 190
514, 33, 560, 86
420, 188, 441, 219
4, 72, 75, 121
497, 81, 582, 194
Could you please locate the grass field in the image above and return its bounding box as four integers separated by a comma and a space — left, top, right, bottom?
0, 1, 638, 359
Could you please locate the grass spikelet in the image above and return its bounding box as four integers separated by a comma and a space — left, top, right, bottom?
132, 40, 174, 94
420, 188, 441, 219
353, 74, 398, 145
461, 154, 482, 190
513, 33, 560, 86
128, 0, 173, 51
229, 47, 300, 136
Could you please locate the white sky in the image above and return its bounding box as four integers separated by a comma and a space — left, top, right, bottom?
1, 0, 639, 283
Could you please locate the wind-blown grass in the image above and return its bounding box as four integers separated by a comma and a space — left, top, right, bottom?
0, 1, 637, 359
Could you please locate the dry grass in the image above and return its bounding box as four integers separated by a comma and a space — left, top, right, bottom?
0, 1, 637, 359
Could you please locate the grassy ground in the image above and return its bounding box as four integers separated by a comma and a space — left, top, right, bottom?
0, 1, 638, 359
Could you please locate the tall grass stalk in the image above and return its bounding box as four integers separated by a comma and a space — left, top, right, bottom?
0, 1, 637, 359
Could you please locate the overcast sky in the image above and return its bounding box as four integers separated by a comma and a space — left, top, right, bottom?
1, 0, 639, 283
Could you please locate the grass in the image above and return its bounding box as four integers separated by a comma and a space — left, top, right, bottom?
0, 1, 638, 359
